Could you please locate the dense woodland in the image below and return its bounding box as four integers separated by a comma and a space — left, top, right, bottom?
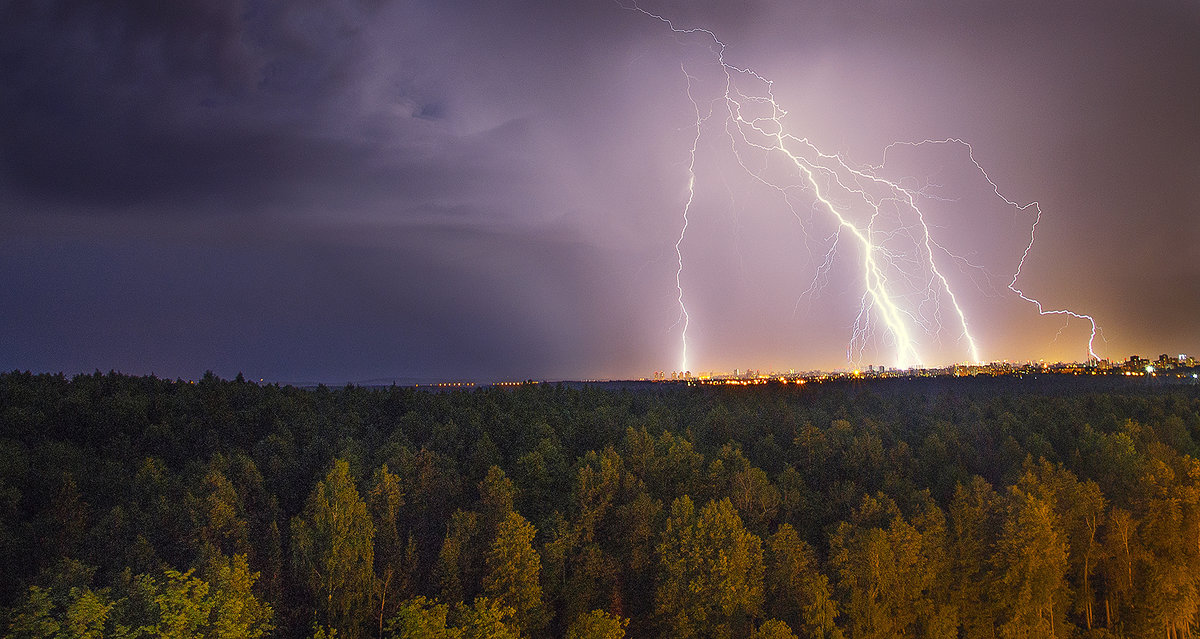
2, 371, 1200, 638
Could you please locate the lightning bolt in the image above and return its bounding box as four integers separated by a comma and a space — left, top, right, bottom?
668, 64, 703, 374
630, 3, 1100, 369
878, 138, 1102, 360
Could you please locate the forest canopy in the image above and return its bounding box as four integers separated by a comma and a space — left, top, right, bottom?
1, 371, 1199, 638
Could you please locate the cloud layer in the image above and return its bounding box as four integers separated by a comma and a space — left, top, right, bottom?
2, 0, 1198, 381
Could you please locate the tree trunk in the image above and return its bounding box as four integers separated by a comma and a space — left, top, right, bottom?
1085, 513, 1097, 631
1123, 528, 1133, 589
1084, 552, 1092, 630
378, 570, 391, 639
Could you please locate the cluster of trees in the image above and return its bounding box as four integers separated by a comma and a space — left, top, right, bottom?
1, 371, 1199, 638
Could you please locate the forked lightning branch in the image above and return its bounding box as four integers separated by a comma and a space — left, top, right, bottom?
627, 3, 1100, 374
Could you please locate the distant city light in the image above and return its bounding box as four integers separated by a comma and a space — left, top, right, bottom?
647, 353, 1197, 386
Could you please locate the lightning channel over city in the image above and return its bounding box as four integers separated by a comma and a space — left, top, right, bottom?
629, 2, 1103, 375
4, 0, 1196, 385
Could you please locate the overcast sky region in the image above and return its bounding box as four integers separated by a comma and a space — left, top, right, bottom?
2, 0, 1198, 383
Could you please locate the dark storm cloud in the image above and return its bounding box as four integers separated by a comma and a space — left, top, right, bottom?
1, 0, 1197, 380
0, 0, 453, 209
0, 0, 660, 380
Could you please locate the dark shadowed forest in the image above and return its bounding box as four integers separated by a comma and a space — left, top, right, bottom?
2, 371, 1199, 638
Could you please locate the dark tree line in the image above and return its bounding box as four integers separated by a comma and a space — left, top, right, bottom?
1, 370, 1199, 638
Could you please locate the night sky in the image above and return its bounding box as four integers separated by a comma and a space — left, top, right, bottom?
2, 0, 1198, 383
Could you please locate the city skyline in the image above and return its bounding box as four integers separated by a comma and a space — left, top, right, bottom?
2, 0, 1198, 382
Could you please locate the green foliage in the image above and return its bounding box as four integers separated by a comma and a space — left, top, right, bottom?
371, 464, 412, 635
292, 459, 375, 639
948, 476, 1001, 639
454, 598, 521, 639
477, 468, 516, 540
829, 494, 953, 639
2, 560, 271, 639
482, 512, 544, 635
6, 587, 60, 639
655, 496, 764, 638
563, 609, 627, 639
5, 584, 115, 639
192, 465, 250, 560
5, 371, 1200, 638
749, 619, 798, 639
765, 524, 842, 639
382, 596, 525, 639
435, 510, 481, 605
205, 554, 275, 639
995, 488, 1070, 639
152, 569, 214, 638
43, 473, 89, 561
725, 466, 780, 535
384, 597, 459, 639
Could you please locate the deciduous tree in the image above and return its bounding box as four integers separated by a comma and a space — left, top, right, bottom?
292, 459, 375, 639
765, 524, 842, 639
655, 497, 764, 638
564, 609, 627, 639
482, 512, 544, 635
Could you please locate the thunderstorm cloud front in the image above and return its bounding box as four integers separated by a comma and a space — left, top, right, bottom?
1, 0, 1198, 382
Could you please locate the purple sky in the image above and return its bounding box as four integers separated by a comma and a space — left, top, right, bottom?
2, 0, 1198, 382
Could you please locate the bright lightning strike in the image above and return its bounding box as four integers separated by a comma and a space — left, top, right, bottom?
630, 3, 1101, 370
667, 65, 704, 374
879, 139, 1102, 360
